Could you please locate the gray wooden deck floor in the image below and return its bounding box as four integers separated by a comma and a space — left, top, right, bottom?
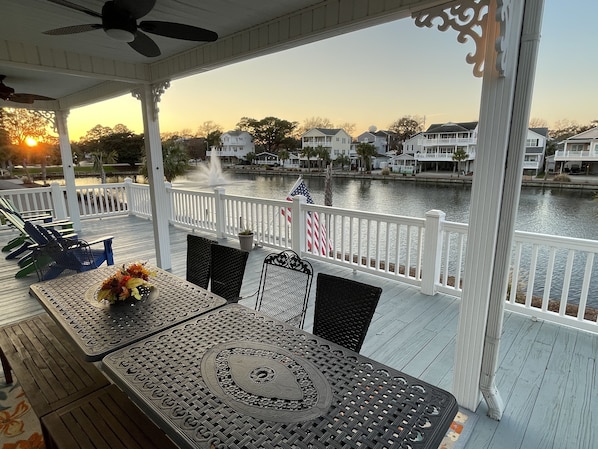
1, 215, 596, 449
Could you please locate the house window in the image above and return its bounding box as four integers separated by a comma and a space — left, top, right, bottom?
526, 138, 539, 147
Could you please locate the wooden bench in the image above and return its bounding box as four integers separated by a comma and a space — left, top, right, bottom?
41, 384, 179, 449
0, 314, 109, 417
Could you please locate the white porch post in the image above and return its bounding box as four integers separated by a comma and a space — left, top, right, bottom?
213, 187, 226, 239
133, 82, 171, 270
451, 0, 544, 417
421, 209, 445, 296
55, 109, 81, 231
291, 195, 306, 254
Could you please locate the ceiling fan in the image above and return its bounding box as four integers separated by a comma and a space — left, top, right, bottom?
43, 0, 218, 57
0, 75, 56, 104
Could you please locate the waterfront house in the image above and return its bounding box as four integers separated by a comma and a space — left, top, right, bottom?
554, 126, 598, 174
300, 128, 352, 168
207, 130, 254, 164
352, 128, 397, 170
254, 151, 279, 166
393, 122, 547, 176
0, 0, 560, 433
523, 127, 548, 175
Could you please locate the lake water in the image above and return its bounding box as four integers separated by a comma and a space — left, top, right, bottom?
173, 170, 598, 241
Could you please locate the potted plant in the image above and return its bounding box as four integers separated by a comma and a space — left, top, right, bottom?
237, 218, 254, 251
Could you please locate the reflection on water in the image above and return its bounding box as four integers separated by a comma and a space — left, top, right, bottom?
176, 170, 598, 240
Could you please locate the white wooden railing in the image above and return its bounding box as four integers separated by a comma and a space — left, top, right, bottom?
2, 180, 597, 333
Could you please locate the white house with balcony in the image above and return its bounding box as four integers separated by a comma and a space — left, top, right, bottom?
300, 128, 352, 168
523, 127, 548, 175
388, 122, 547, 175
554, 126, 598, 174
354, 128, 398, 154
207, 130, 254, 163
415, 122, 478, 173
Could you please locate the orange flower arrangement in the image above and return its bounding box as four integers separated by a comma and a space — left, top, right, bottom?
97, 262, 156, 304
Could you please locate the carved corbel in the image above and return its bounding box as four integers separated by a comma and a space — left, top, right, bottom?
132, 81, 170, 121
413, 0, 510, 78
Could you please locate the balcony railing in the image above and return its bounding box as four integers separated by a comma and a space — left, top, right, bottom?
416, 151, 476, 161
2, 179, 597, 333
554, 150, 598, 161
418, 138, 477, 146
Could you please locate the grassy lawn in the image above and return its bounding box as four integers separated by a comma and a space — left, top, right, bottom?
10, 165, 140, 178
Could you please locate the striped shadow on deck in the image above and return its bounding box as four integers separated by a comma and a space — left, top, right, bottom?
1, 215, 597, 449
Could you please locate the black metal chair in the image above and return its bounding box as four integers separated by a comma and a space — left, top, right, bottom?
254, 250, 313, 328
313, 273, 383, 353
210, 244, 249, 303
186, 234, 217, 289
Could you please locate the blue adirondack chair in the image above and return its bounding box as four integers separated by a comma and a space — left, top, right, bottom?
24, 221, 114, 281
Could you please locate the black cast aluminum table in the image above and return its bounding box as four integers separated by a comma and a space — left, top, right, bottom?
103, 304, 458, 449
30, 264, 227, 361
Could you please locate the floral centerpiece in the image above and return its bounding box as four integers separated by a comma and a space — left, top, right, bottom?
97, 262, 156, 305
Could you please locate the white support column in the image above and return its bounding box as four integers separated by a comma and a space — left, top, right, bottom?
453, 0, 528, 414
55, 110, 81, 231
480, 0, 545, 420
421, 209, 445, 296
133, 82, 171, 270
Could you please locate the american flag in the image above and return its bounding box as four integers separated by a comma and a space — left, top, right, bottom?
283, 177, 331, 255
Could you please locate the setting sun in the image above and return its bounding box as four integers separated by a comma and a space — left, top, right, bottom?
25, 137, 38, 147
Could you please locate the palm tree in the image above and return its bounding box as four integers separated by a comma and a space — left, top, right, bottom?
334, 154, 351, 171
315, 145, 330, 171
91, 150, 117, 184
301, 146, 317, 171
356, 142, 377, 173
140, 141, 190, 182
278, 149, 289, 169
452, 148, 469, 177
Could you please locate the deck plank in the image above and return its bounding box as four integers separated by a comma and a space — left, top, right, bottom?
1, 215, 598, 449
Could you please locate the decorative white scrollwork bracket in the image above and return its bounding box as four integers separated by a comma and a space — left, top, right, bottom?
132, 80, 170, 121
413, 0, 510, 78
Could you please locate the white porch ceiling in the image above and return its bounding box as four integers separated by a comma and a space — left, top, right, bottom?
1, 0, 448, 110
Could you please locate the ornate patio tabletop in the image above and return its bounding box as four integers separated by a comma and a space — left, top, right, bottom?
103, 304, 458, 449
29, 264, 226, 361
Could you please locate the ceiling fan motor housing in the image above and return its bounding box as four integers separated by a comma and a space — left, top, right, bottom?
102, 1, 137, 42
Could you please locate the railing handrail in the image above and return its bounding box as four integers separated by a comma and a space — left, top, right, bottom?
4, 181, 598, 333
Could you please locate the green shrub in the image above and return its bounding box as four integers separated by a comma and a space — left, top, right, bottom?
381, 167, 390, 176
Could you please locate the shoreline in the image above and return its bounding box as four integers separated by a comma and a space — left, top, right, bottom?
3, 167, 598, 192
226, 166, 598, 191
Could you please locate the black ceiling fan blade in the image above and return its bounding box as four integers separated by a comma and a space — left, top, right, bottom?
114, 0, 156, 19
43, 24, 103, 35
128, 31, 161, 57
46, 0, 102, 19
10, 94, 56, 104
139, 21, 218, 42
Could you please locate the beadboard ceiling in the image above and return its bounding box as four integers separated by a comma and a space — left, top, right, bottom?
0, 0, 445, 109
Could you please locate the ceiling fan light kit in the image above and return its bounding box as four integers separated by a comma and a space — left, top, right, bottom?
0, 75, 55, 104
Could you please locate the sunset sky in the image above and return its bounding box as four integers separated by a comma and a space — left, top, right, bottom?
66, 0, 597, 141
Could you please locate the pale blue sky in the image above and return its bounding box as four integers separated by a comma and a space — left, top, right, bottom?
68, 0, 597, 140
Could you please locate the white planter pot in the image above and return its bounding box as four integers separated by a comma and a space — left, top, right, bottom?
238, 233, 254, 251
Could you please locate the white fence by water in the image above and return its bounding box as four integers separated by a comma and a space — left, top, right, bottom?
2, 179, 597, 333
